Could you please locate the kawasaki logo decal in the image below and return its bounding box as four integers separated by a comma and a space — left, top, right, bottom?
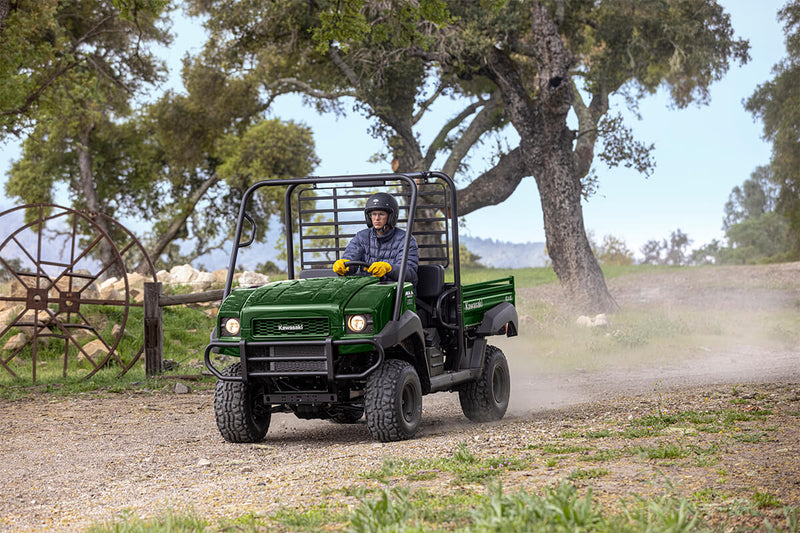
465, 300, 483, 310
278, 324, 304, 331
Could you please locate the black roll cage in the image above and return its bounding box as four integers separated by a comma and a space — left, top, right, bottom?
222, 171, 463, 326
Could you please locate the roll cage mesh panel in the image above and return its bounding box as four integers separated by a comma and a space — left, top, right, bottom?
297, 178, 451, 269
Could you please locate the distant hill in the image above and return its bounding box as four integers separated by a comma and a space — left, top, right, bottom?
461, 236, 548, 268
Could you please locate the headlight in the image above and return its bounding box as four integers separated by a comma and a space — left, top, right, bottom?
222, 317, 241, 336
346, 314, 369, 333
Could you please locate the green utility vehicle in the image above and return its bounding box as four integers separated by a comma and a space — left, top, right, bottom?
204, 172, 518, 442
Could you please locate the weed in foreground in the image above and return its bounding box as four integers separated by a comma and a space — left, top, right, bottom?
753, 491, 783, 509
86, 508, 209, 533
362, 444, 527, 485
568, 467, 610, 481
631, 443, 690, 460
271, 502, 343, 530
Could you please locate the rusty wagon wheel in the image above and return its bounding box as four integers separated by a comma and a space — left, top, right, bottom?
0, 204, 157, 382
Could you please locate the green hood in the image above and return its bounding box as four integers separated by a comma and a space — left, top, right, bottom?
246, 276, 379, 307
233, 276, 382, 338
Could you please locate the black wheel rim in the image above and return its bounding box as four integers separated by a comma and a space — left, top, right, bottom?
492, 364, 509, 406
249, 384, 270, 428
401, 381, 418, 423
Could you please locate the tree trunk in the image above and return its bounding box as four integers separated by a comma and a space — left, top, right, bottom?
533, 151, 618, 313
143, 172, 221, 269
481, 1, 617, 314
0, 0, 10, 34
77, 125, 120, 278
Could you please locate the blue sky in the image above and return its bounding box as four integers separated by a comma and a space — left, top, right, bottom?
0, 1, 787, 259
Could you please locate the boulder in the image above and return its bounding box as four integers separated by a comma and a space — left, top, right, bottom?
212, 269, 228, 285
2, 331, 49, 352
126, 272, 147, 289
238, 271, 270, 287
3, 332, 27, 352
194, 271, 215, 291
98, 285, 122, 302
576, 314, 608, 328
79, 339, 108, 362
169, 264, 199, 285
0, 306, 24, 329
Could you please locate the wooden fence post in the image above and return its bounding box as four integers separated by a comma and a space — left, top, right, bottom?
143, 282, 163, 377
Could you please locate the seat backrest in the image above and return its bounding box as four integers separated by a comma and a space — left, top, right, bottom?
416, 264, 445, 299
298, 268, 338, 279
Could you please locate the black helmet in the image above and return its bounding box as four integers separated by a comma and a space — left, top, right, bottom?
364, 192, 399, 228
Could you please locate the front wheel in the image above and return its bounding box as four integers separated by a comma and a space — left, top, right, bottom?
365, 359, 422, 442
459, 345, 510, 422
214, 363, 271, 442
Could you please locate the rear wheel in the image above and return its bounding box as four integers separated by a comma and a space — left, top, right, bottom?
214, 363, 271, 442
365, 359, 422, 441
459, 345, 510, 422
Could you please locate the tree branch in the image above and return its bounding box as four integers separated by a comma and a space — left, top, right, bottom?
456, 147, 528, 215
148, 172, 221, 262
443, 92, 503, 177
329, 47, 361, 88
412, 81, 444, 125
265, 77, 356, 100
423, 98, 486, 168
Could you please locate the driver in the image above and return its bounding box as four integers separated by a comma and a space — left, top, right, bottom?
333, 192, 419, 286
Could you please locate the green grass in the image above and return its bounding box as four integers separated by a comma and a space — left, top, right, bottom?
86, 508, 209, 533
631, 443, 691, 460
568, 467, 609, 480
362, 443, 529, 485
531, 443, 591, 455
753, 491, 783, 509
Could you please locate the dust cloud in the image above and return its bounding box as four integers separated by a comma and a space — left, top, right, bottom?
493, 263, 800, 417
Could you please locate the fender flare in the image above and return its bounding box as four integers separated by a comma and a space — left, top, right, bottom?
375, 310, 429, 391
476, 302, 518, 337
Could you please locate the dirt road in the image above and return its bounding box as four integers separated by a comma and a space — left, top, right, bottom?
1, 264, 798, 532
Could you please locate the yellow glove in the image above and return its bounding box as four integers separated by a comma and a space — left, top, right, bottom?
333, 258, 350, 276
367, 261, 392, 278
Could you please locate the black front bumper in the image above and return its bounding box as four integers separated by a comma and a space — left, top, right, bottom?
204, 336, 384, 403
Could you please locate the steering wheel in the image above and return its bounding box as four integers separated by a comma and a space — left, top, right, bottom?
340, 260, 370, 276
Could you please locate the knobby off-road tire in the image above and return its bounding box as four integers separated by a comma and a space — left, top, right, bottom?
214, 363, 271, 443
365, 359, 423, 442
459, 345, 510, 422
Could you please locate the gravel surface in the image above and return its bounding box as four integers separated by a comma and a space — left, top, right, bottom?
1, 263, 799, 532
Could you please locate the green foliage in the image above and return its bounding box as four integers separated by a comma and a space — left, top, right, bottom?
0, 0, 170, 138
469, 481, 606, 532
640, 229, 692, 266
348, 486, 420, 533
86, 508, 208, 533
746, 1, 800, 256
362, 444, 528, 485
593, 234, 635, 266
723, 212, 791, 263
459, 244, 485, 268
753, 491, 783, 509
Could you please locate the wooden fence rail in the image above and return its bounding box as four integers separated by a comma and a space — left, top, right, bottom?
143, 282, 223, 376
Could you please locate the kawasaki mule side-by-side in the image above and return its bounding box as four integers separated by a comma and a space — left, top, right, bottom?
204, 172, 518, 442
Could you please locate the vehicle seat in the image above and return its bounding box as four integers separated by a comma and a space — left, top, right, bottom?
298, 268, 338, 279
415, 264, 445, 327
